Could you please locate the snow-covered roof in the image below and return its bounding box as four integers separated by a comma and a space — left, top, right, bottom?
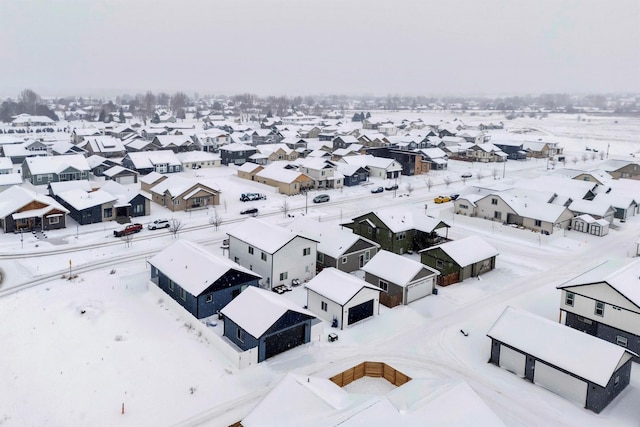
289, 219, 379, 258
149, 175, 219, 198
0, 185, 69, 217
256, 162, 308, 185
147, 240, 260, 297
24, 154, 90, 174
219, 142, 255, 152
237, 162, 263, 173
175, 151, 220, 163
221, 286, 314, 338
48, 180, 93, 195
362, 250, 438, 286
125, 150, 181, 168
424, 236, 498, 267
57, 189, 117, 210
557, 258, 640, 308
568, 199, 614, 217
139, 171, 165, 185
366, 206, 449, 234
103, 165, 137, 178
86, 136, 126, 153
487, 306, 636, 387
228, 218, 316, 254
305, 268, 380, 305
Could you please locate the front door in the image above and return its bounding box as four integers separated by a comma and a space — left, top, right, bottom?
359, 254, 364, 268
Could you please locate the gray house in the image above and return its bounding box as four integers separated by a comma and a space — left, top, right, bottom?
148, 240, 261, 319
22, 154, 90, 185
221, 286, 316, 362
488, 306, 636, 413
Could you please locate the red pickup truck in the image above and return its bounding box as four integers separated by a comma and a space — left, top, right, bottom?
114, 223, 143, 237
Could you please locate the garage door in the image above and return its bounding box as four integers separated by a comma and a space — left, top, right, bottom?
347, 300, 374, 325
534, 361, 587, 406
499, 345, 526, 377
117, 175, 136, 185
264, 324, 306, 360
406, 278, 432, 303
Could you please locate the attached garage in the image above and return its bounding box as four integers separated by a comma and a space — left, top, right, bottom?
488, 306, 636, 413
116, 175, 137, 185
406, 277, 434, 303
348, 300, 374, 325
264, 324, 307, 360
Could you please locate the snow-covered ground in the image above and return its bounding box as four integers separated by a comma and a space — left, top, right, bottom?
0, 112, 639, 426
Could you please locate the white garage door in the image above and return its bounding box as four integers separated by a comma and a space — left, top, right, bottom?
406, 278, 432, 303
499, 345, 526, 377
534, 361, 587, 406
117, 175, 136, 185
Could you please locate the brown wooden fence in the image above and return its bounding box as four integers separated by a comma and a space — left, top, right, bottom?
438, 271, 460, 287
330, 361, 411, 388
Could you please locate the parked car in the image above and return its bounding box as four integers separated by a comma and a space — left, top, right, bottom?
313, 194, 330, 203
461, 172, 472, 178
450, 193, 460, 201
434, 195, 451, 204
240, 193, 266, 202
384, 184, 399, 191
370, 186, 384, 194
114, 223, 143, 237
240, 207, 258, 215
148, 219, 170, 230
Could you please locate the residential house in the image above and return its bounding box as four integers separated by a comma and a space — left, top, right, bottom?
100, 180, 151, 219
102, 165, 139, 185
365, 147, 425, 176
71, 128, 101, 144
362, 250, 439, 308
488, 306, 635, 413
523, 140, 563, 159
600, 160, 640, 180
0, 173, 23, 192
253, 162, 314, 195
335, 163, 369, 187
568, 199, 616, 224
557, 258, 640, 362
236, 162, 264, 182
0, 185, 68, 233
221, 286, 317, 362
148, 240, 260, 319
570, 214, 609, 236
332, 135, 360, 150
296, 157, 343, 190
122, 150, 182, 175
420, 235, 498, 286
55, 188, 118, 225
227, 218, 318, 290
491, 141, 528, 160
148, 175, 220, 212
340, 155, 403, 180
176, 151, 221, 170
256, 143, 299, 163
192, 129, 230, 152
22, 154, 90, 186
139, 171, 167, 193
151, 135, 197, 153
219, 143, 257, 166
81, 136, 127, 158
593, 192, 638, 222
466, 143, 507, 163
342, 206, 450, 255
418, 147, 448, 171
305, 268, 380, 329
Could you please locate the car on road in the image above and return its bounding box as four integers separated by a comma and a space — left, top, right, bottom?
461, 172, 472, 179
313, 194, 330, 203
384, 184, 399, 191
114, 223, 143, 237
240, 207, 258, 215
434, 195, 451, 204
148, 219, 170, 230
370, 186, 384, 194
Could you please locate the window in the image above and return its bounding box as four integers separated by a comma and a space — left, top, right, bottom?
173, 199, 180, 206
341, 257, 347, 264
180, 288, 187, 301
303, 247, 311, 256
48, 216, 60, 225
614, 375, 620, 387
169, 280, 174, 291
234, 256, 239, 263
317, 253, 324, 263
206, 295, 213, 303
321, 301, 328, 311
37, 175, 42, 182
616, 336, 628, 348
364, 251, 370, 261
248, 246, 254, 255
236, 328, 245, 343
436, 260, 444, 269
279, 272, 288, 281
396, 232, 406, 241
103, 208, 113, 218
261, 252, 267, 261
460, 204, 469, 209
367, 226, 372, 235
379, 280, 388, 292
494, 211, 502, 220
565, 291, 574, 307
491, 198, 498, 205
535, 220, 542, 227
134, 204, 144, 214
595, 301, 605, 316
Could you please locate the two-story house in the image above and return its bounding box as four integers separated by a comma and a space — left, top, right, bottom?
296, 157, 343, 189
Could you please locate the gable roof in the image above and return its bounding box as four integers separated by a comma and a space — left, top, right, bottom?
57, 188, 118, 210
228, 218, 316, 254
362, 250, 438, 286
0, 185, 69, 218
305, 268, 380, 305
125, 150, 181, 168
221, 286, 314, 338
423, 236, 498, 267
487, 306, 636, 387
23, 154, 90, 174
289, 219, 379, 258
147, 240, 260, 296
360, 206, 449, 234
149, 175, 219, 198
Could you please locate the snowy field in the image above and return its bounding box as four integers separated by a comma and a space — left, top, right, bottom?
0, 112, 639, 426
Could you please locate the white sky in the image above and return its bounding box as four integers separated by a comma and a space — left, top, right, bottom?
1, 0, 639, 98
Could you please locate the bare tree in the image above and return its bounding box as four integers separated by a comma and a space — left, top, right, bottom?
581, 153, 588, 163
170, 92, 189, 118
476, 171, 484, 182
169, 218, 183, 238
425, 177, 433, 191
405, 183, 414, 196
281, 199, 290, 217
19, 89, 41, 114
571, 156, 578, 165
591, 152, 597, 161
599, 151, 605, 160
208, 210, 223, 231
444, 176, 452, 187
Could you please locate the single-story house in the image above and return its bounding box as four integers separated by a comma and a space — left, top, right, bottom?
0, 185, 69, 233
148, 240, 261, 319
305, 267, 380, 329
362, 250, 439, 308
22, 154, 90, 185
148, 175, 220, 211
176, 151, 221, 170
221, 286, 317, 363
420, 235, 498, 286
570, 214, 609, 236
488, 306, 636, 413
55, 188, 118, 225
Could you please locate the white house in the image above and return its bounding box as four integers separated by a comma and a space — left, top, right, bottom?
227, 218, 318, 289
557, 258, 640, 362
305, 268, 380, 329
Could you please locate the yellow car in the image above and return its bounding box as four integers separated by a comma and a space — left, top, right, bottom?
434, 195, 451, 204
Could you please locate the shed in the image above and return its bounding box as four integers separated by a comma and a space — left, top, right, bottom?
362, 250, 439, 308
305, 268, 380, 329
487, 306, 636, 413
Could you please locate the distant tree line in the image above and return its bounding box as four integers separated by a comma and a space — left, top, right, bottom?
0, 89, 58, 123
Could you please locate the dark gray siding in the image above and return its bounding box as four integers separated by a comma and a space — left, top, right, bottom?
223, 318, 260, 352
586, 359, 632, 413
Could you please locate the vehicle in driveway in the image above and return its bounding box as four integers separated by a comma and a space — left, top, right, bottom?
313, 194, 330, 203
240, 207, 258, 215
370, 186, 384, 194
450, 193, 460, 201
434, 195, 451, 204
148, 219, 170, 230
114, 223, 143, 237
240, 193, 267, 202
461, 172, 472, 178
384, 183, 399, 191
